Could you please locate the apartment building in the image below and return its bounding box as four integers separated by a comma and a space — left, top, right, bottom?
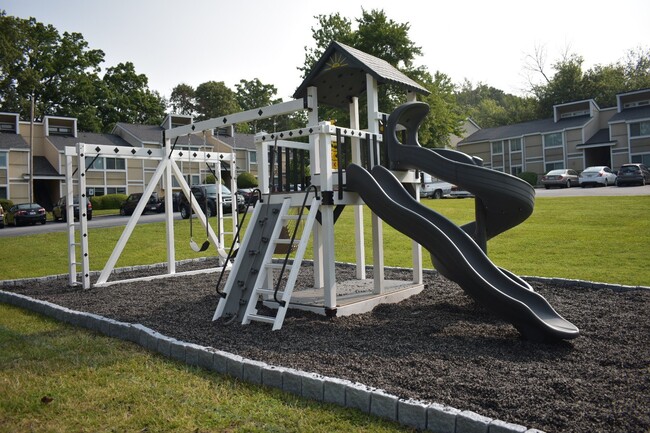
457, 88, 650, 177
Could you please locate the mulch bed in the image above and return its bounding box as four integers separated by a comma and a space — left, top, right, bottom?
4, 260, 649, 433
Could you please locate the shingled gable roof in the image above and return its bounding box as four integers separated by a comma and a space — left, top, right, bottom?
293, 41, 430, 108
459, 115, 594, 145
0, 132, 28, 150
47, 131, 133, 152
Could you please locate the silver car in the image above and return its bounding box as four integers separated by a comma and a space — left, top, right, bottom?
541, 169, 579, 189
579, 166, 617, 187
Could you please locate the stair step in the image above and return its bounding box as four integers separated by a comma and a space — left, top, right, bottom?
282, 214, 300, 221
266, 263, 293, 270
256, 288, 286, 297
274, 238, 299, 245
246, 314, 276, 324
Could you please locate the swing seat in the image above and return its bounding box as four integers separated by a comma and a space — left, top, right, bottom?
190, 238, 210, 252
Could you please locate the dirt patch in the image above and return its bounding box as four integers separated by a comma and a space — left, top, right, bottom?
5, 261, 650, 433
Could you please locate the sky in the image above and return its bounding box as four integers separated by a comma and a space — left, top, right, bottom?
4, 0, 650, 101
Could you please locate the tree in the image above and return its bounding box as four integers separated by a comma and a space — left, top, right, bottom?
98, 62, 166, 131
234, 78, 282, 133
194, 81, 240, 121
169, 83, 195, 115
0, 12, 105, 130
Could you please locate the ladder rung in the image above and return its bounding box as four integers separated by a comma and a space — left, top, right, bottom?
266, 263, 293, 270
256, 288, 285, 297
246, 314, 276, 324
274, 238, 298, 245
282, 215, 300, 220
71, 242, 81, 246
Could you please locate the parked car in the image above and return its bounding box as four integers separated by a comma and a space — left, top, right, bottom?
52, 196, 93, 221
421, 173, 453, 199
179, 184, 245, 219
616, 163, 650, 186
119, 192, 163, 216
5, 203, 47, 226
237, 187, 259, 206
0, 204, 4, 228
541, 169, 580, 189
449, 185, 474, 198
579, 166, 617, 187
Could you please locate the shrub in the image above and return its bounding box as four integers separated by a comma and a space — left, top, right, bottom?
91, 194, 127, 210
517, 171, 538, 187
205, 174, 217, 184
0, 198, 13, 210
237, 171, 258, 188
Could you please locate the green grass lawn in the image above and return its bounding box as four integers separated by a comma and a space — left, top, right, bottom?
0, 304, 412, 433
2, 195, 649, 286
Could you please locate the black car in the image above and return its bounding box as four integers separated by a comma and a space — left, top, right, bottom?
120, 192, 163, 216
52, 196, 93, 221
616, 163, 650, 186
178, 184, 245, 219
236, 188, 259, 206
5, 203, 47, 226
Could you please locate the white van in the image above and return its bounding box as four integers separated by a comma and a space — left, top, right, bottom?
421, 173, 453, 199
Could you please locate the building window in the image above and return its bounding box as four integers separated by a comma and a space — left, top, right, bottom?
0, 152, 6, 168
107, 187, 127, 195
49, 125, 73, 135
509, 138, 522, 152
248, 151, 257, 164
511, 165, 523, 176
545, 161, 564, 172
0, 186, 6, 199
631, 154, 650, 166
491, 141, 503, 154
543, 132, 563, 148
630, 120, 650, 138
85, 157, 104, 170
105, 158, 126, 170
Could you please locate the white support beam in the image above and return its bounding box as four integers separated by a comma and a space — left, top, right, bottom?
349, 96, 366, 280
166, 98, 310, 140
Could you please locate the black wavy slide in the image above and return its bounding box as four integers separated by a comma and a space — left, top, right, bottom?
346, 163, 579, 341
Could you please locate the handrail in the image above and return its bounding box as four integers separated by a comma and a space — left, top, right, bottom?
272, 184, 319, 306
215, 188, 263, 298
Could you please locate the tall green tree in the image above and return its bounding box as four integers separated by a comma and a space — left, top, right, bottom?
98, 62, 166, 131
234, 78, 282, 133
0, 11, 105, 130
456, 81, 538, 128
194, 81, 240, 121
169, 83, 195, 115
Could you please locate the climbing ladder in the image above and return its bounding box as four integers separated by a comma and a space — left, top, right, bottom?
65, 143, 91, 288
213, 190, 320, 330
241, 195, 320, 329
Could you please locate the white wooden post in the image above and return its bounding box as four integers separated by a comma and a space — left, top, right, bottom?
366, 74, 384, 294
349, 96, 366, 280
163, 137, 176, 274
308, 86, 325, 292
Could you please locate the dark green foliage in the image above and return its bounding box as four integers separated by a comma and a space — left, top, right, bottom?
0, 198, 14, 210
205, 174, 217, 184
90, 194, 126, 210
237, 172, 258, 188
517, 171, 538, 186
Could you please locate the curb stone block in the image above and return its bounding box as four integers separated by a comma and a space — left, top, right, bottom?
370, 390, 398, 421
346, 382, 372, 413
323, 377, 350, 406
427, 402, 460, 433
169, 340, 187, 362
225, 353, 244, 379
262, 365, 285, 389
301, 373, 324, 402
282, 368, 303, 396
242, 359, 266, 384
457, 410, 492, 433
156, 335, 174, 357
184, 343, 205, 367
197, 348, 215, 370
489, 419, 528, 433
212, 350, 230, 375
524, 429, 546, 433
398, 398, 428, 430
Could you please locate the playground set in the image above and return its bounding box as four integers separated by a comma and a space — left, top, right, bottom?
64, 41, 578, 341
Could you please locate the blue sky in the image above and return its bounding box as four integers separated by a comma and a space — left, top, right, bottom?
4, 0, 649, 100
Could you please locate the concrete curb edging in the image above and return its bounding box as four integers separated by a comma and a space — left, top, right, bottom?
1, 288, 541, 433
